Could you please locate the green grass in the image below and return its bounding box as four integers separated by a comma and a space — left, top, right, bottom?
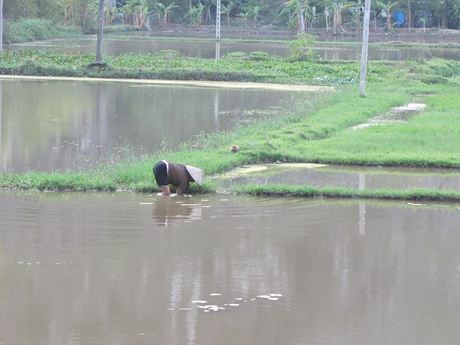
232, 184, 460, 201
1, 57, 460, 199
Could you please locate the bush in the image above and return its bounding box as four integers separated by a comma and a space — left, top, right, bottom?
249, 51, 270, 61
420, 75, 449, 84
222, 52, 248, 60
3, 18, 82, 44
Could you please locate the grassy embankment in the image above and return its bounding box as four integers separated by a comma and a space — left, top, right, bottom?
0, 50, 460, 201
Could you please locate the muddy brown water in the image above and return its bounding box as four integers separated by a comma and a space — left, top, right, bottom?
1, 191, 460, 344
0, 78, 316, 173
8, 36, 460, 61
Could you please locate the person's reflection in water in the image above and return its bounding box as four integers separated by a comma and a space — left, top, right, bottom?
152, 196, 202, 227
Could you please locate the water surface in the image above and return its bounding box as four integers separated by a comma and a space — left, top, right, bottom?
1, 191, 460, 344
8, 36, 460, 61
0, 78, 312, 172
220, 163, 460, 191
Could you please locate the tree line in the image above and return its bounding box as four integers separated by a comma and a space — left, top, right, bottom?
3, 0, 460, 32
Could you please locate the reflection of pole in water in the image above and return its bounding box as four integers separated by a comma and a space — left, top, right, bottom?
358, 174, 366, 235
359, 172, 365, 191
95, 83, 105, 157
358, 202, 366, 236
214, 91, 219, 125
215, 41, 221, 60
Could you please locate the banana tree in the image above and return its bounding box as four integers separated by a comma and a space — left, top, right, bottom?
305, 6, 319, 28
185, 3, 204, 27
253, 6, 260, 28
321, 0, 355, 34
157, 2, 178, 27
376, 0, 399, 32
104, 3, 118, 25
351, 0, 364, 32
279, 0, 308, 33
221, 2, 234, 27
236, 9, 253, 29
56, 0, 72, 25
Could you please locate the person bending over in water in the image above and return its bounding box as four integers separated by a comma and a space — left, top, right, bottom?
153, 160, 202, 195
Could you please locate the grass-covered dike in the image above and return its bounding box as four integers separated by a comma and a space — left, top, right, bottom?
1, 54, 460, 201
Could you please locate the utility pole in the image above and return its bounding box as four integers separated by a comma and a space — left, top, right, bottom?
216, 0, 221, 41
0, 0, 3, 52
359, 0, 371, 97
96, 0, 105, 64
215, 0, 221, 59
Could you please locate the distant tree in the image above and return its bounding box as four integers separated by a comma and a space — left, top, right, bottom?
185, 3, 204, 27
221, 2, 235, 27
350, 0, 364, 32
321, 0, 355, 34
157, 2, 178, 26
376, 0, 399, 31
287, 32, 317, 59
279, 0, 307, 33
236, 8, 252, 28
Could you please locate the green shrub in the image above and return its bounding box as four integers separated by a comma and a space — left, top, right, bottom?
249, 51, 270, 61
222, 52, 248, 60
157, 50, 182, 59
420, 75, 449, 84
3, 18, 82, 44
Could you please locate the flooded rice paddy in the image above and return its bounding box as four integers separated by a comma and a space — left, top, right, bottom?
8, 36, 460, 61
0, 78, 316, 173
219, 163, 460, 192
1, 191, 460, 344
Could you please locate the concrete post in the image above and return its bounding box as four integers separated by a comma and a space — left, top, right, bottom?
359, 0, 371, 97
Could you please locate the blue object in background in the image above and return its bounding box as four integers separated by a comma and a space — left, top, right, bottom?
393, 12, 405, 25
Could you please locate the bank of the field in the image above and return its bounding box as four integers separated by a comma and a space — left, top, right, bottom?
231, 184, 460, 202
1, 57, 460, 199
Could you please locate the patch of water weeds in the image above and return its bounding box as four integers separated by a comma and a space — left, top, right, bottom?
352, 103, 427, 130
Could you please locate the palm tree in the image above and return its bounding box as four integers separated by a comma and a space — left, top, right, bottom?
376, 1, 399, 32
321, 0, 355, 34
